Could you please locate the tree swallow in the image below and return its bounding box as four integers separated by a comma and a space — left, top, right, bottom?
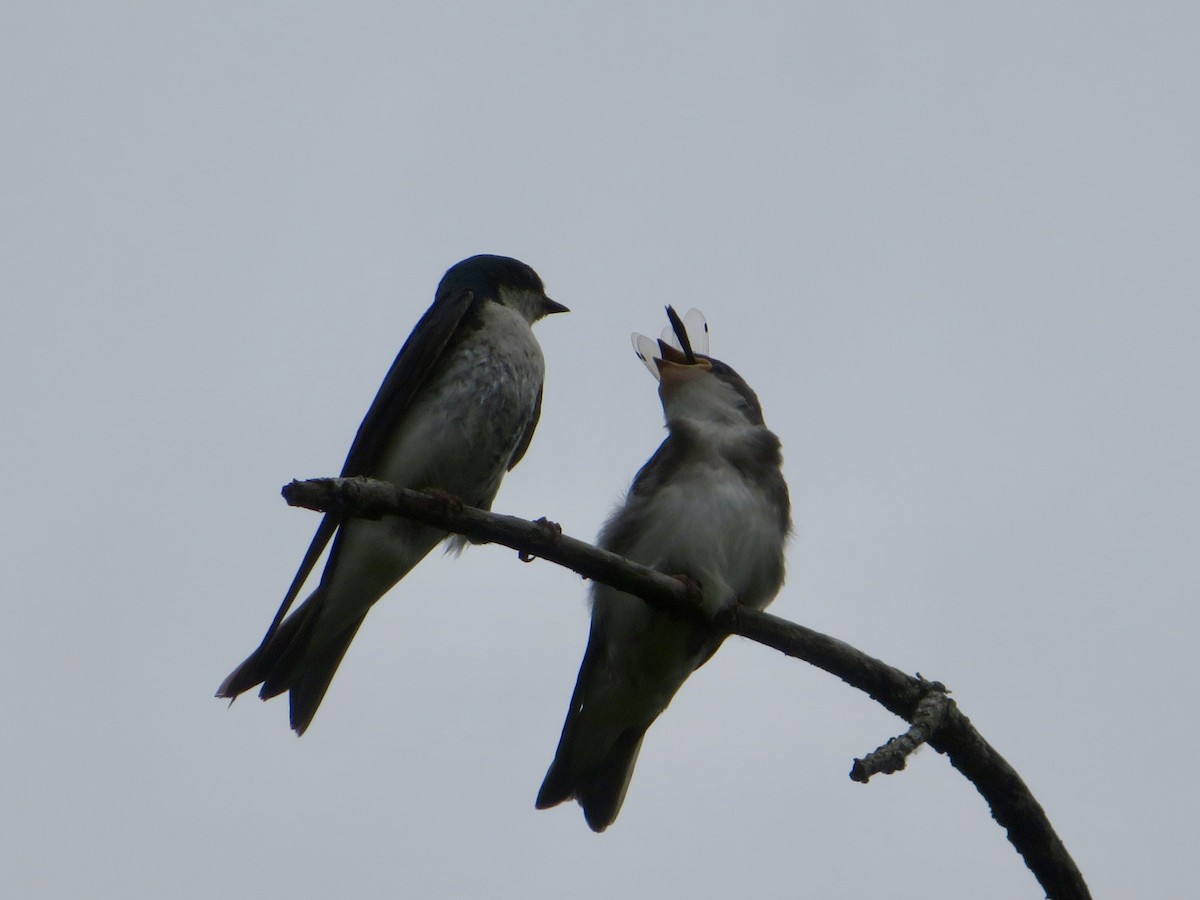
218, 254, 567, 734
536, 307, 790, 831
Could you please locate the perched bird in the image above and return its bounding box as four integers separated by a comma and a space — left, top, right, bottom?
218, 254, 567, 734
537, 307, 790, 831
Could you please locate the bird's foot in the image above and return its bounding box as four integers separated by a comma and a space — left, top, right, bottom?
519, 517, 563, 562
533, 517, 562, 540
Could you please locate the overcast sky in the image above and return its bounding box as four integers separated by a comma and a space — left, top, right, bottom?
3, 3, 1197, 898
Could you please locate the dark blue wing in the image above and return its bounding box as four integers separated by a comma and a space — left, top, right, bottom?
339, 286, 477, 477
257, 287, 478, 647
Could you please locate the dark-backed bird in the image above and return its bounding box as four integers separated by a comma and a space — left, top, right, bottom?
537, 307, 790, 831
218, 254, 567, 734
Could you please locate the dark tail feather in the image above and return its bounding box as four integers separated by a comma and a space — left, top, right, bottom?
285, 618, 363, 735
536, 623, 647, 832
216, 588, 364, 735
536, 728, 645, 833
535, 758, 575, 811
216, 600, 313, 701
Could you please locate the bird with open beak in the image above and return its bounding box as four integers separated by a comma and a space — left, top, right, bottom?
218, 254, 567, 735
537, 307, 791, 831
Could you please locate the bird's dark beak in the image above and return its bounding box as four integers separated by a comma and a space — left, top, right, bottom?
656, 340, 691, 365
655, 339, 711, 385
542, 296, 570, 315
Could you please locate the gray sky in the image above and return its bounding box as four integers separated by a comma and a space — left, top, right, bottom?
3, 3, 1197, 897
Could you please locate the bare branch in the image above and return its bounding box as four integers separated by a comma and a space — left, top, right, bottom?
850, 679, 950, 781
281, 476, 1091, 900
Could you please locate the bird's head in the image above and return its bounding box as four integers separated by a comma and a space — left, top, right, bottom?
438, 254, 568, 323
633, 307, 765, 428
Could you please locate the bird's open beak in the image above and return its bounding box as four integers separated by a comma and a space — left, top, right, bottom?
655, 340, 711, 385
656, 341, 691, 366
655, 355, 712, 384
542, 296, 570, 315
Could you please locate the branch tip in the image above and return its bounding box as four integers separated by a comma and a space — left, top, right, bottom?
850, 683, 952, 784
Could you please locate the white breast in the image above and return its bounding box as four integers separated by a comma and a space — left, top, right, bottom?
375, 301, 545, 504
622, 439, 785, 617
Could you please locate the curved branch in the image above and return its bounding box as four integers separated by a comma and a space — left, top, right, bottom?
281, 476, 1091, 900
